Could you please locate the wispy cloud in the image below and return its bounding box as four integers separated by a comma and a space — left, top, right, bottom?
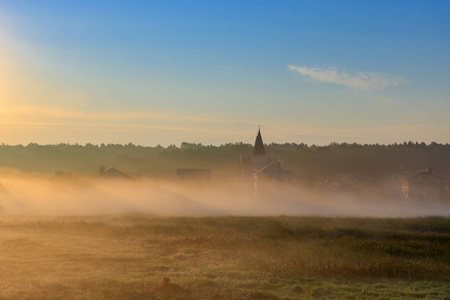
288, 65, 404, 90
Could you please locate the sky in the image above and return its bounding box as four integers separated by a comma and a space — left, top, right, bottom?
0, 0, 449, 146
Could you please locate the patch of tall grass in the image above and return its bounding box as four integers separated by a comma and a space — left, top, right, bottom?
0, 215, 448, 299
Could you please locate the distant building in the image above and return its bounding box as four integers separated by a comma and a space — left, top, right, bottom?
254, 162, 297, 184
240, 128, 278, 176
176, 168, 212, 180
317, 177, 346, 193
397, 168, 446, 201
241, 128, 297, 192
99, 165, 130, 179
317, 174, 359, 190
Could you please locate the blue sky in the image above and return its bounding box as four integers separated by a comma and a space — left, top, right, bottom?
0, 1, 449, 145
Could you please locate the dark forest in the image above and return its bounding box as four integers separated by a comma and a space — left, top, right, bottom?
1, 142, 449, 181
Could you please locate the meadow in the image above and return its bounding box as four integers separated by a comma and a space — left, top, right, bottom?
0, 214, 448, 299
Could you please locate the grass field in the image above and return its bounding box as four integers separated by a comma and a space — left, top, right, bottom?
0, 214, 448, 299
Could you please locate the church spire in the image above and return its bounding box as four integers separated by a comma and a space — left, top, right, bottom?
252, 127, 266, 156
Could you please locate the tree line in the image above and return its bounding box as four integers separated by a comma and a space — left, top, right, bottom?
0, 141, 448, 180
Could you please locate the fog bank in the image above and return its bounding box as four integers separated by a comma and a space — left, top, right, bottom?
0, 169, 448, 217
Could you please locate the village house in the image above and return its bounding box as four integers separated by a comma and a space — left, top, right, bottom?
396, 168, 446, 201
99, 165, 130, 179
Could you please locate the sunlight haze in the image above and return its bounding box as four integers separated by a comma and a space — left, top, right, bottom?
1, 1, 449, 146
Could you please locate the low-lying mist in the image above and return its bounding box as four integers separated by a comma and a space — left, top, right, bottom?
0, 168, 448, 217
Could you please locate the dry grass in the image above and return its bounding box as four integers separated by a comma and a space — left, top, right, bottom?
0, 214, 448, 299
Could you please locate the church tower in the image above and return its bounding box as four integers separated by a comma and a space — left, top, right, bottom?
250, 128, 268, 173
240, 127, 273, 176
